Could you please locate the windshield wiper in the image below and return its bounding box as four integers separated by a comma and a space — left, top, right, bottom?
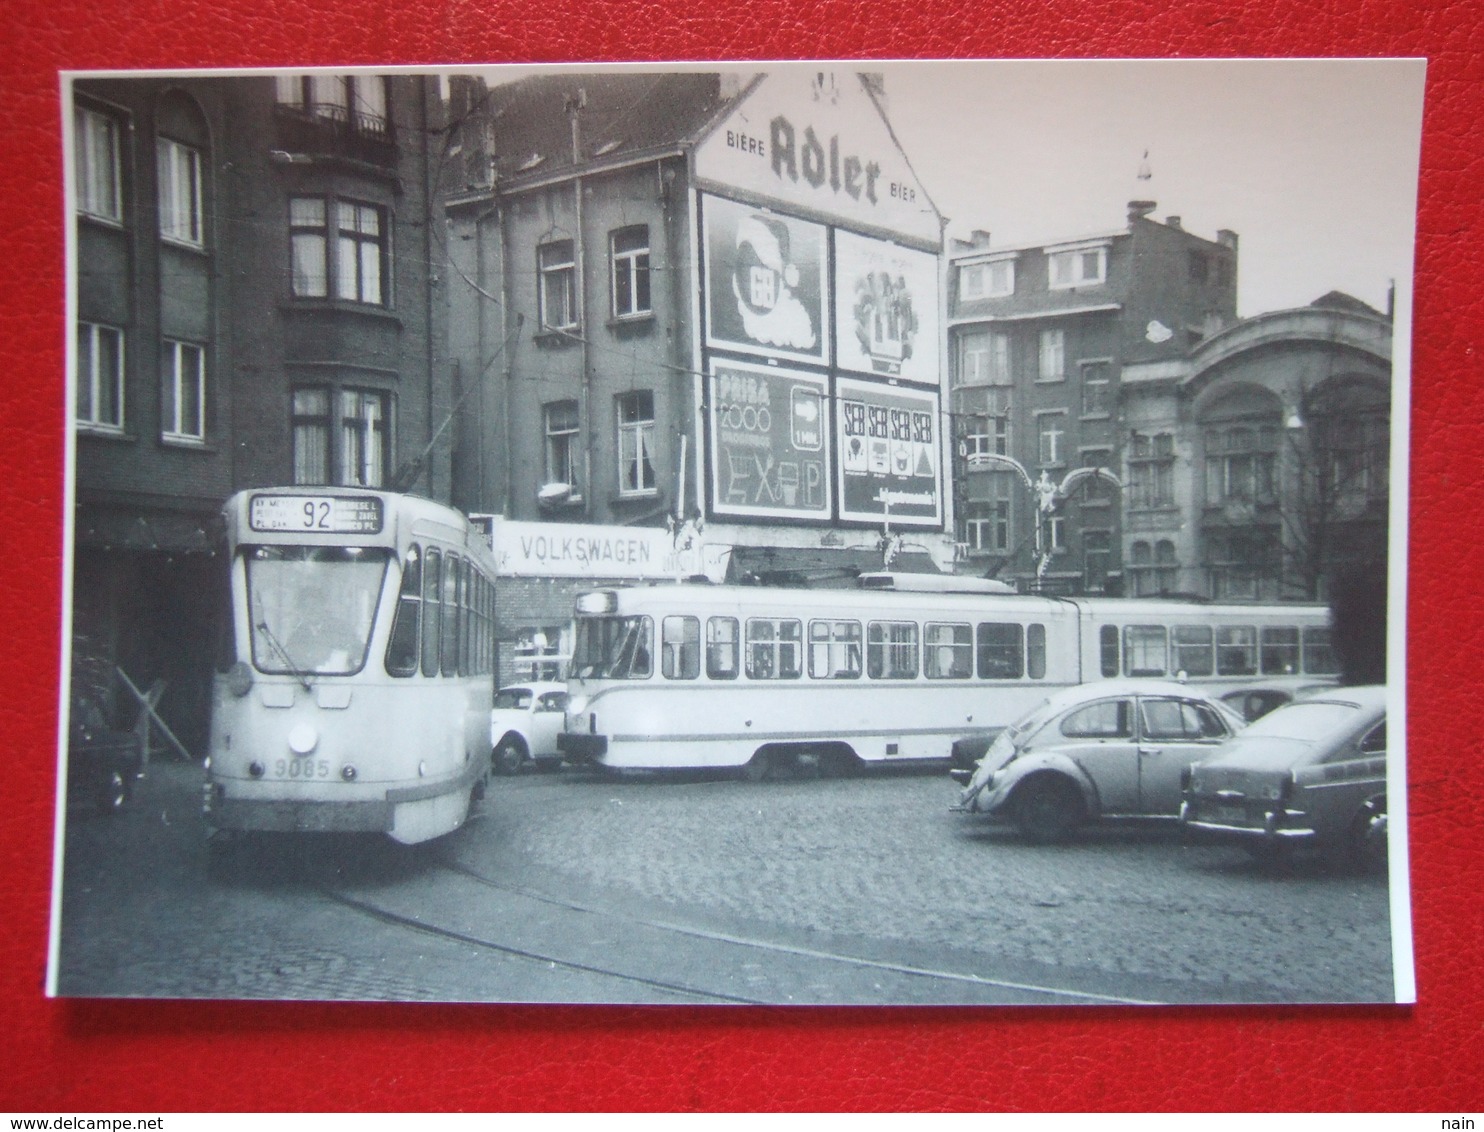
256, 621, 313, 691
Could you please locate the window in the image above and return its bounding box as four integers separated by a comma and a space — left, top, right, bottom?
76, 322, 124, 430
1205, 426, 1278, 504
1141, 699, 1228, 741
420, 547, 442, 677
746, 618, 802, 680
1047, 514, 1066, 552
958, 331, 1010, 386
1128, 432, 1176, 509
543, 400, 580, 487
156, 138, 202, 247
1260, 626, 1301, 675
809, 620, 862, 679
385, 544, 422, 677
538, 239, 577, 330
1027, 624, 1046, 679
276, 75, 389, 135
290, 196, 389, 305
1081, 361, 1112, 415
1079, 450, 1115, 506
1099, 624, 1119, 677
1123, 625, 1168, 676
1038, 413, 1066, 467
1061, 699, 1132, 739
1171, 626, 1215, 677
1216, 626, 1258, 676
962, 471, 1014, 554
976, 623, 1024, 679
610, 225, 651, 318
706, 617, 739, 679
959, 258, 1014, 299
1129, 539, 1178, 596
867, 621, 918, 679
616, 390, 656, 496
924, 623, 973, 679
1038, 329, 1066, 382
1047, 244, 1107, 289
1303, 626, 1339, 675
1205, 529, 1278, 600
74, 106, 121, 222
1084, 529, 1111, 591
160, 339, 205, 442
292, 386, 392, 487
662, 616, 700, 679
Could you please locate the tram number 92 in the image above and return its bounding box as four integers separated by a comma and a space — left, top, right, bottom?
302, 500, 332, 529
275, 758, 331, 779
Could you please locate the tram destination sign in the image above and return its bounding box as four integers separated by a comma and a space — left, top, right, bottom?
248, 494, 385, 535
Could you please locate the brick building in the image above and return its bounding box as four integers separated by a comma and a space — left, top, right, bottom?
444, 70, 950, 681
68, 73, 449, 748
947, 201, 1239, 592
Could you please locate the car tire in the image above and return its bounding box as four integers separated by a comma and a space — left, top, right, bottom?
1011, 776, 1083, 844
492, 736, 527, 776
1344, 801, 1388, 872
96, 768, 129, 815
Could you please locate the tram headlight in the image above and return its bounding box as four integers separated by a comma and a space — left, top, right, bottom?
248, 761, 265, 778
288, 723, 319, 755
341, 765, 357, 781
226, 661, 254, 698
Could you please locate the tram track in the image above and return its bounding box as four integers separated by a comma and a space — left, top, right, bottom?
317, 847, 1165, 1006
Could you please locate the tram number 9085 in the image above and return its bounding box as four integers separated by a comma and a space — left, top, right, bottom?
275, 758, 331, 779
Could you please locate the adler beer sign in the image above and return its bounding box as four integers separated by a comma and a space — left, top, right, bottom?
695, 72, 939, 245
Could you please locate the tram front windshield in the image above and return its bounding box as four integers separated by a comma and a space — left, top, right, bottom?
245, 545, 391, 676
572, 615, 653, 679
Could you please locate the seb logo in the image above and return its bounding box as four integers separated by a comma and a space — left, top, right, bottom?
763, 115, 916, 208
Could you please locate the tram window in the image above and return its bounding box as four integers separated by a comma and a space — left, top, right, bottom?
809, 619, 862, 679
421, 547, 442, 677
385, 544, 422, 677
976, 622, 1024, 679
746, 618, 802, 679
441, 553, 461, 676
868, 621, 918, 679
457, 558, 471, 676
1100, 624, 1119, 678
1171, 626, 1214, 677
1216, 626, 1258, 675
1061, 699, 1132, 739
1261, 626, 1300, 675
924, 623, 973, 679
1124, 625, 1168, 677
706, 617, 738, 679
1027, 623, 1046, 679
662, 615, 700, 679
1303, 626, 1339, 675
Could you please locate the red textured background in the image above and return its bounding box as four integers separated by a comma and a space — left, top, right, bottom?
2, 0, 1479, 1113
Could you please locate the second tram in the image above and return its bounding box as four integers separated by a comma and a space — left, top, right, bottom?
557, 576, 1338, 776
205, 488, 498, 844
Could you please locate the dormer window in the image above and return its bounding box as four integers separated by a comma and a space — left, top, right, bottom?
1047, 242, 1108, 289
959, 255, 1015, 300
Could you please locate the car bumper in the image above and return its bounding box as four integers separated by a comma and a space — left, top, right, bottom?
557, 732, 609, 762
1180, 800, 1316, 841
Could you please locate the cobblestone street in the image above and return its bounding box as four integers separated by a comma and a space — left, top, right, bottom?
54, 757, 1396, 1005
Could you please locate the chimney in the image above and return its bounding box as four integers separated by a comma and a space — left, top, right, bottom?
970, 228, 991, 248
1128, 200, 1157, 223
1216, 229, 1239, 250
1165, 215, 1182, 230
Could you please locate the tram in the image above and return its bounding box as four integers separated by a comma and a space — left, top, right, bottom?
557, 575, 1337, 776
205, 488, 497, 844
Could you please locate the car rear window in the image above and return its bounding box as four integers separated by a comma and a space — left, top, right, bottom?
1240, 700, 1359, 741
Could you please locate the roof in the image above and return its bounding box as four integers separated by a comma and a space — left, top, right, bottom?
725, 545, 943, 588
482, 72, 737, 186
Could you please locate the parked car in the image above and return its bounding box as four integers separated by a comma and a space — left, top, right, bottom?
1219, 680, 1336, 723
951, 680, 1246, 842
66, 691, 144, 815
1182, 685, 1388, 865
490, 682, 569, 774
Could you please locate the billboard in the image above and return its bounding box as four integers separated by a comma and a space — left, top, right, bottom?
836, 376, 942, 526
709, 359, 831, 521
835, 229, 941, 384
703, 194, 828, 366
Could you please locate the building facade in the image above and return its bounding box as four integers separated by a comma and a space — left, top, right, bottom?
445, 70, 951, 681
946, 202, 1240, 593
68, 73, 449, 749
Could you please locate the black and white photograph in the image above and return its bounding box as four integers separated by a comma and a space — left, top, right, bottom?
52, 59, 1423, 1007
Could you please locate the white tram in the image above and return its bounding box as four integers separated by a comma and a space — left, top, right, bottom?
557, 575, 1338, 775
205, 488, 498, 844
